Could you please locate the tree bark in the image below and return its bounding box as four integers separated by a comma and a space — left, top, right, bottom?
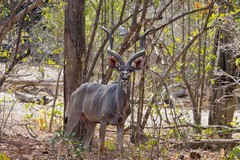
208, 30, 237, 126
208, 2, 238, 131
63, 0, 86, 139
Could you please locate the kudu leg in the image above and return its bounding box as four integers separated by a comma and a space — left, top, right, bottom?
65, 111, 82, 134
98, 122, 107, 160
84, 120, 97, 147
57, 139, 64, 160
57, 112, 80, 160
84, 120, 97, 160
117, 123, 124, 159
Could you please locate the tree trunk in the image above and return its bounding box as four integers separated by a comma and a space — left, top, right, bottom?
208, 34, 237, 126
208, 2, 237, 132
63, 0, 86, 139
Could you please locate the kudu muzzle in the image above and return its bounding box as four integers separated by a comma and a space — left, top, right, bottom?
121, 70, 130, 86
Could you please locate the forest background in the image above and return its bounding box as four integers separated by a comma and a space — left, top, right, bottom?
0, 0, 240, 159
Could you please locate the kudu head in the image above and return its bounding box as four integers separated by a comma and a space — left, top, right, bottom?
100, 26, 148, 86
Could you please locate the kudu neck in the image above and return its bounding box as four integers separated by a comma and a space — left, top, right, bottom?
116, 76, 131, 118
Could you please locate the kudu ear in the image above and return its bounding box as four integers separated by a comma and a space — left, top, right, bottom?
108, 56, 120, 68
131, 56, 145, 70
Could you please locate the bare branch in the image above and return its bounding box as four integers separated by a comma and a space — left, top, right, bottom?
84, 0, 104, 80
0, 0, 42, 42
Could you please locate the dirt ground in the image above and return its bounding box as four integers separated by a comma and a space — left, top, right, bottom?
0, 99, 238, 159
0, 125, 224, 160
0, 133, 57, 160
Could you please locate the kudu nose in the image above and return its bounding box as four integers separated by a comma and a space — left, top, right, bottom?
122, 77, 128, 81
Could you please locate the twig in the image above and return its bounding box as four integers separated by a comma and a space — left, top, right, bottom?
0, 100, 17, 136
0, 122, 35, 126
25, 124, 37, 138
4, 74, 32, 78
48, 67, 62, 132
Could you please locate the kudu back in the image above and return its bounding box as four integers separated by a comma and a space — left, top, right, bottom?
58, 26, 150, 160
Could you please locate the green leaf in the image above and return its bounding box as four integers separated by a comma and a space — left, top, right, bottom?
236, 58, 240, 67
2, 50, 10, 58
22, 58, 27, 63
105, 140, 116, 151
211, 79, 215, 84
0, 153, 10, 160
47, 59, 56, 65
205, 63, 213, 73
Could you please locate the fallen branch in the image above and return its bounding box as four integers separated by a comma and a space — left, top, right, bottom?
4, 74, 32, 78
5, 79, 63, 89
160, 122, 240, 132
6, 79, 63, 84
15, 91, 42, 102
184, 139, 240, 150
185, 122, 240, 132
14, 91, 52, 105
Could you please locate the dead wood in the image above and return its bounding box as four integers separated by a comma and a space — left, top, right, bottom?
185, 122, 240, 132
6, 79, 63, 86
14, 91, 52, 105
15, 85, 55, 97
4, 79, 63, 91
15, 91, 42, 102
160, 122, 240, 132
184, 139, 240, 150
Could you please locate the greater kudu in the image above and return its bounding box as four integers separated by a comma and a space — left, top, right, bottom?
58, 26, 150, 160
